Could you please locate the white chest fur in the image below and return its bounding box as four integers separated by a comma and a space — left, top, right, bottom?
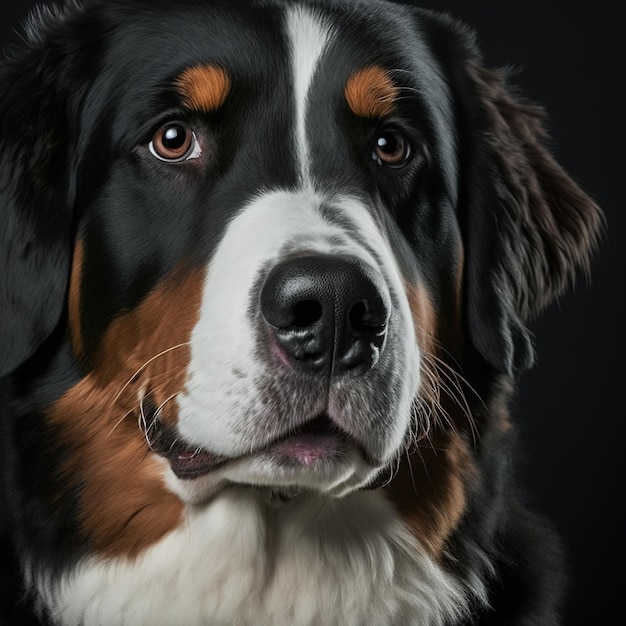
37, 490, 476, 625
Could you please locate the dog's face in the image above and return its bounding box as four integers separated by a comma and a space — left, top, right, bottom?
67, 2, 448, 499
1, 0, 601, 554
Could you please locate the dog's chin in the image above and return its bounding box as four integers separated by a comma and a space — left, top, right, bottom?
222, 444, 376, 499
157, 420, 380, 505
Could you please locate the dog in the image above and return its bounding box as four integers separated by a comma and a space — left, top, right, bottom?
0, 0, 603, 624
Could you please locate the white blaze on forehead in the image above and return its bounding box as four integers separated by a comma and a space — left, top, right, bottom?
286, 6, 334, 187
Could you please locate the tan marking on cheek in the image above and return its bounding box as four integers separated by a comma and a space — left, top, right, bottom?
388, 282, 474, 557
175, 64, 231, 112
49, 382, 183, 558
405, 281, 445, 415
385, 432, 474, 557
68, 241, 84, 359
344, 66, 398, 118
405, 283, 442, 424
405, 281, 438, 356
405, 276, 470, 416
48, 266, 206, 558
94, 267, 205, 427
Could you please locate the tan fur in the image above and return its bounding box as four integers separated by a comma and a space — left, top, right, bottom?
344, 66, 398, 118
175, 64, 231, 113
47, 267, 206, 557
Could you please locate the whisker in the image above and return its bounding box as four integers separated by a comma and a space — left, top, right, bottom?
110, 342, 191, 408
428, 353, 480, 444
412, 319, 485, 448
404, 449, 419, 498
106, 408, 135, 438
422, 330, 486, 411
151, 391, 182, 423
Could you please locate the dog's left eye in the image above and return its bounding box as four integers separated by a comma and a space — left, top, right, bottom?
149, 123, 202, 162
371, 129, 411, 168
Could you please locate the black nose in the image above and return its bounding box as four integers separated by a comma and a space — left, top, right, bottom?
260, 255, 391, 377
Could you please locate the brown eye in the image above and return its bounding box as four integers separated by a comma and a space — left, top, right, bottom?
371, 130, 411, 167
149, 123, 200, 162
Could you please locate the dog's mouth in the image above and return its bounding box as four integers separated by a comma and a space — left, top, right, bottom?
165, 444, 228, 481
149, 414, 353, 481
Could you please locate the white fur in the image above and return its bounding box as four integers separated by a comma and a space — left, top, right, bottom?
174, 3, 420, 497
177, 190, 347, 456
37, 489, 480, 626
175, 188, 420, 494
286, 5, 333, 186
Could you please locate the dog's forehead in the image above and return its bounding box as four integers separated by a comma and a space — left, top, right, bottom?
79, 0, 451, 211
102, 1, 435, 122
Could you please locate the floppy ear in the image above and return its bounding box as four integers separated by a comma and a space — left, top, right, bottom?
0, 10, 83, 376
460, 61, 603, 375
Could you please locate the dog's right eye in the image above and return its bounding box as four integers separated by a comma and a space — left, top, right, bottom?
149, 123, 201, 162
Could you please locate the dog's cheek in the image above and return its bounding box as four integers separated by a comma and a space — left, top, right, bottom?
385, 433, 475, 558
49, 383, 184, 558
404, 280, 447, 411
404, 281, 438, 359
67, 240, 85, 361
94, 266, 207, 426
45, 265, 207, 557
382, 280, 474, 557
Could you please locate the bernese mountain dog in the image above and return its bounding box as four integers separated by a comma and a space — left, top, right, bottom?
0, 0, 602, 624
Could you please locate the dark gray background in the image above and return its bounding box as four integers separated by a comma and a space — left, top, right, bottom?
0, 1, 620, 624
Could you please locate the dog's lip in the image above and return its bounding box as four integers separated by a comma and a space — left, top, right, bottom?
149, 422, 229, 480
263, 415, 351, 466
166, 448, 230, 480
157, 414, 353, 481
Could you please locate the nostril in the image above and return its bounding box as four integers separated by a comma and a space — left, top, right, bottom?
349, 301, 366, 331
348, 300, 388, 334
292, 300, 324, 328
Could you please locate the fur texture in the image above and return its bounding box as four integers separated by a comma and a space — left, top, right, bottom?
0, 1, 602, 624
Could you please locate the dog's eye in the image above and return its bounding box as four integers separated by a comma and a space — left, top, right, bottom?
149, 123, 201, 162
371, 130, 411, 167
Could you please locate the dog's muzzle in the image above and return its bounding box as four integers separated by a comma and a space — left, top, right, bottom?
260, 255, 391, 378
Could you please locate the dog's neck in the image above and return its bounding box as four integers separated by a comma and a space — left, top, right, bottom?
33, 487, 486, 626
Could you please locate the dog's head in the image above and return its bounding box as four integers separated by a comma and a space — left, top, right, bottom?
1, 0, 601, 550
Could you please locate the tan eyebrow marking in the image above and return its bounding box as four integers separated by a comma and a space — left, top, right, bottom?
175, 64, 231, 113
344, 66, 398, 118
